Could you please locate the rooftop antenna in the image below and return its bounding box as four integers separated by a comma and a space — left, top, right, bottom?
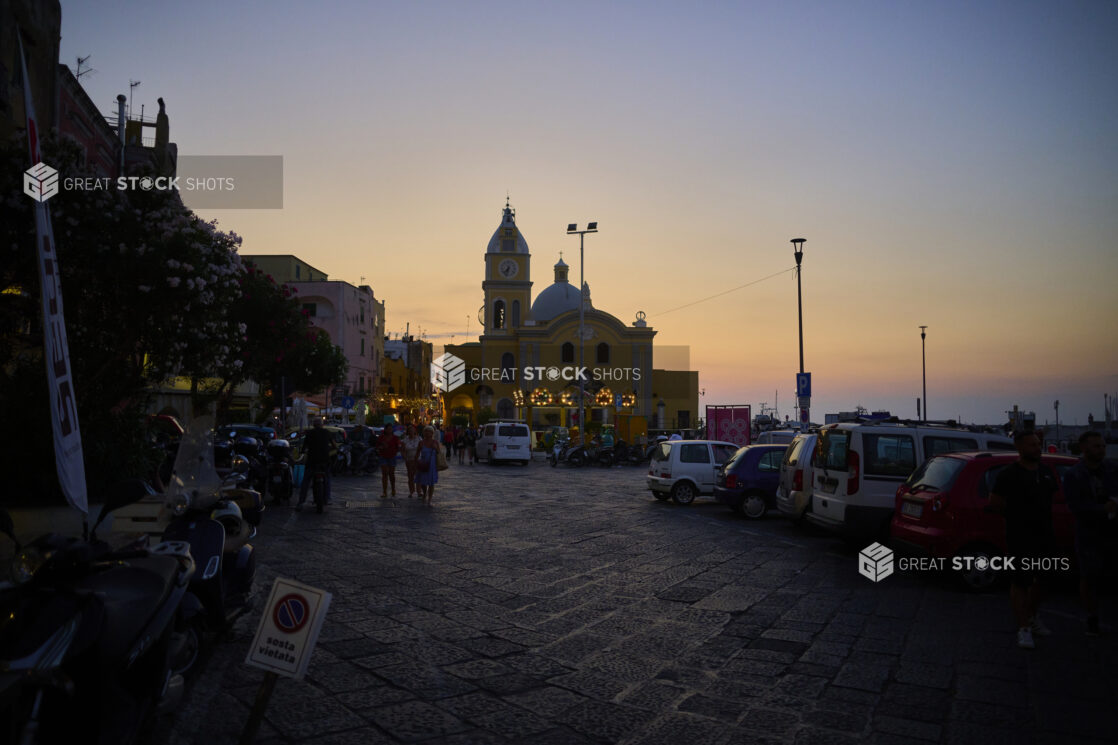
128, 79, 141, 118
75, 54, 96, 81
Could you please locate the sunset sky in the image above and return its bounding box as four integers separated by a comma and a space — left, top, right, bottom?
59, 0, 1118, 426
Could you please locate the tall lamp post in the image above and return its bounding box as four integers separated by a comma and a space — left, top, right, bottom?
1054, 400, 1060, 444
791, 238, 807, 431
567, 221, 598, 443
919, 325, 927, 422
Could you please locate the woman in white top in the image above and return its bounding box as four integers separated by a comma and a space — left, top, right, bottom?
400, 424, 422, 498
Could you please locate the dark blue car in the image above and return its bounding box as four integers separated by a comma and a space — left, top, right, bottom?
714, 444, 789, 518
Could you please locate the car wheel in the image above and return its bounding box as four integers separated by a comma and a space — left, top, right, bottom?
569, 453, 583, 467
671, 481, 696, 505
743, 494, 767, 520
956, 544, 1002, 592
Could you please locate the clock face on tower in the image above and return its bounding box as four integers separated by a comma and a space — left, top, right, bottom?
498, 259, 518, 278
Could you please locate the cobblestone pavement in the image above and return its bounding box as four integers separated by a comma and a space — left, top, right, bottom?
159, 459, 1118, 745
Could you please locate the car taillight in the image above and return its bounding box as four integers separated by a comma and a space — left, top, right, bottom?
847, 450, 860, 495
792, 468, 803, 492
492, 444, 497, 452
726, 474, 738, 489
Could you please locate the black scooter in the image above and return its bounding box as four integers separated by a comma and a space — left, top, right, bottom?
0, 490, 195, 745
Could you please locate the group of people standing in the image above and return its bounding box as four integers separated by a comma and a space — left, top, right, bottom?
990, 429, 1118, 648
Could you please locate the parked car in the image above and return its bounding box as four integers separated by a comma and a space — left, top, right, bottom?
776, 433, 818, 524
647, 440, 740, 505
754, 429, 799, 445
475, 420, 532, 465
890, 451, 1078, 590
809, 421, 1013, 541
713, 444, 789, 518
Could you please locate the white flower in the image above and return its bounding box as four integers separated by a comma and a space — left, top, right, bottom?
167, 277, 181, 288
138, 285, 152, 293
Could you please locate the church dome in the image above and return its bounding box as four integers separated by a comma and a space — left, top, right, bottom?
486, 199, 529, 254
530, 257, 591, 321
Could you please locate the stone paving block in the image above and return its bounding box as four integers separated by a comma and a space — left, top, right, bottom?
803, 707, 869, 734
469, 706, 553, 739
563, 699, 649, 743
944, 721, 1038, 745
676, 691, 750, 723
954, 674, 1028, 707
374, 663, 478, 699
308, 662, 384, 694
873, 714, 943, 742
623, 712, 732, 745
505, 685, 589, 718
455, 635, 527, 658
894, 661, 953, 689
299, 728, 396, 745
549, 669, 630, 701
263, 696, 368, 740
334, 685, 416, 711
692, 586, 770, 613
792, 726, 865, 744
542, 632, 613, 664
832, 662, 892, 693
365, 700, 473, 743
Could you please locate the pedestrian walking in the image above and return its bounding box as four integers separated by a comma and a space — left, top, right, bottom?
378, 426, 401, 498
296, 418, 332, 511
1063, 430, 1118, 635
455, 429, 466, 464
465, 426, 478, 464
401, 424, 421, 498
989, 430, 1059, 648
416, 426, 440, 506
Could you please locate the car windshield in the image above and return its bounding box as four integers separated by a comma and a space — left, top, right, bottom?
904, 456, 966, 492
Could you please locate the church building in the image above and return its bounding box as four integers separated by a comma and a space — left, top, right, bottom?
442, 201, 699, 433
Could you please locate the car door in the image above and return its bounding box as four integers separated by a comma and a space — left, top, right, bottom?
677, 443, 713, 492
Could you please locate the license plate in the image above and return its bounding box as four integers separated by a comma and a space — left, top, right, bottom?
901, 501, 923, 518
507, 445, 520, 450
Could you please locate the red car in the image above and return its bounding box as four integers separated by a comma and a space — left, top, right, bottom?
890, 451, 1078, 590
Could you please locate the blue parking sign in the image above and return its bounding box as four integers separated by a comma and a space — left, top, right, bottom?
796, 373, 812, 398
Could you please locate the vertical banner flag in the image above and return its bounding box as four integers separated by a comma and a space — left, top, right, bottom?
19, 31, 88, 515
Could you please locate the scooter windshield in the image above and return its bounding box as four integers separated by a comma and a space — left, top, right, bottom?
168, 414, 223, 511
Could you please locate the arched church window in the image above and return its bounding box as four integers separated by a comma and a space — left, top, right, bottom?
501, 352, 516, 383
561, 342, 574, 364
493, 300, 506, 329
512, 300, 520, 328
497, 398, 515, 419
596, 342, 610, 364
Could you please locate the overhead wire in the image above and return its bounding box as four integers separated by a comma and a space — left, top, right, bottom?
653, 266, 796, 317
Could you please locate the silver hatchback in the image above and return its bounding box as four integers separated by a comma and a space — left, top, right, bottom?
775, 433, 817, 523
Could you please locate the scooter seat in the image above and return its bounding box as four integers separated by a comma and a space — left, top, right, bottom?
77, 553, 183, 665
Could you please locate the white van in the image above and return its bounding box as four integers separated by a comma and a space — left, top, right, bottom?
475, 420, 532, 465
647, 440, 740, 504
808, 422, 1013, 540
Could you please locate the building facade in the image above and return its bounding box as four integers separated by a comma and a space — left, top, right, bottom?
291, 280, 384, 401
443, 201, 698, 432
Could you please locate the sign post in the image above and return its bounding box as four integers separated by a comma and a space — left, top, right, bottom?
796, 373, 812, 432
240, 578, 332, 744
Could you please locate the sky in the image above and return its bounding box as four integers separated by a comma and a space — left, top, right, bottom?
58, 0, 1118, 427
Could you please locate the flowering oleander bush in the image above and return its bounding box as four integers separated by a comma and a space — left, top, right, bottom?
0, 136, 345, 504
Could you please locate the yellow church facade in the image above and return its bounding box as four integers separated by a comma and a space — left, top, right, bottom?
442, 202, 700, 435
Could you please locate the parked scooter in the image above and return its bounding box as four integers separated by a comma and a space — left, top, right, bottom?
0, 492, 195, 745
161, 416, 258, 673
264, 438, 294, 504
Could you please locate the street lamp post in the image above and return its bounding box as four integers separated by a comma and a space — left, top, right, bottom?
1054, 400, 1060, 444
567, 222, 598, 444
791, 238, 807, 431
919, 326, 927, 422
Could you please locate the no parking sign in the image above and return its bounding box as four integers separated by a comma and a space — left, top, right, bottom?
246, 578, 332, 680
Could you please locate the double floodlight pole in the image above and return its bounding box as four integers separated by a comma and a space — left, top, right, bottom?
567, 222, 597, 443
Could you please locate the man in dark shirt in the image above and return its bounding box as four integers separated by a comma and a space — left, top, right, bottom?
1063, 431, 1118, 635
990, 430, 1059, 649
296, 418, 333, 511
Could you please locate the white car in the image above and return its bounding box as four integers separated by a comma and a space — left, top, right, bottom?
776, 433, 817, 524
475, 421, 532, 465
647, 440, 740, 505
